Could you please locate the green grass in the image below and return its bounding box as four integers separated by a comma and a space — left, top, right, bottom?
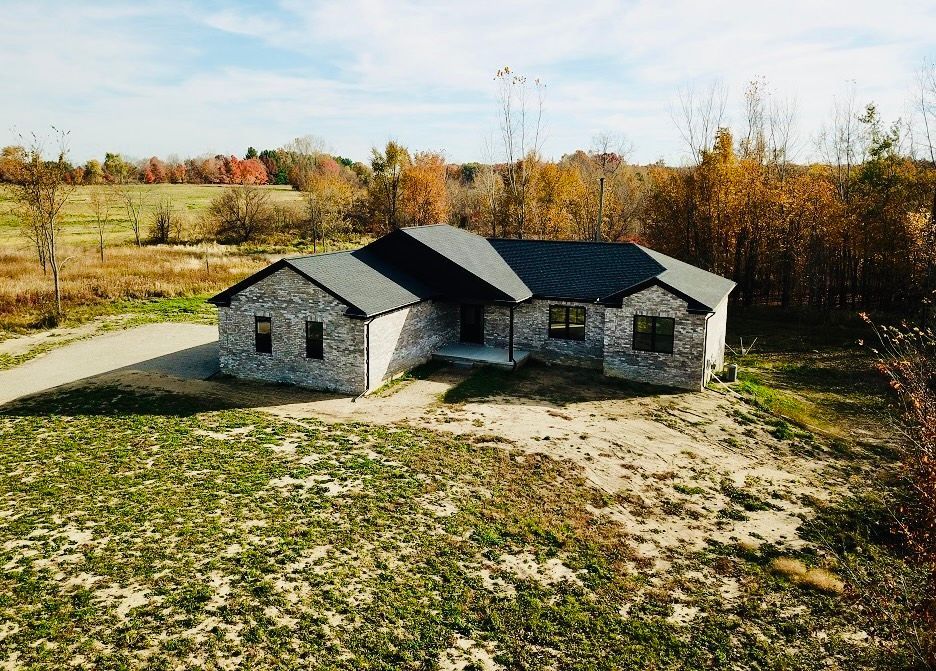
0, 183, 305, 245
0, 382, 909, 669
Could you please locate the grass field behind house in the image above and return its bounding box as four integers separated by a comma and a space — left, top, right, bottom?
0, 184, 305, 245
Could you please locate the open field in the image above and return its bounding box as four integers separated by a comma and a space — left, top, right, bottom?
0, 244, 267, 338
0, 184, 306, 245
0, 319, 920, 669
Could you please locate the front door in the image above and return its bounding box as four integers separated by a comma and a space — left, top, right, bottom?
460, 304, 484, 344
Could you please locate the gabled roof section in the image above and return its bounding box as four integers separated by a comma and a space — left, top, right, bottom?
631, 246, 736, 312
363, 225, 532, 303
207, 249, 433, 318
489, 237, 735, 313
488, 238, 665, 302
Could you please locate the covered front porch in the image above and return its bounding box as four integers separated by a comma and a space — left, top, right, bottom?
432, 343, 530, 369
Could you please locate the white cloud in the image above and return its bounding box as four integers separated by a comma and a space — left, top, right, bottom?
0, 0, 932, 164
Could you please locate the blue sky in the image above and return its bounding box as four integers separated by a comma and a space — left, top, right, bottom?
1, 0, 933, 165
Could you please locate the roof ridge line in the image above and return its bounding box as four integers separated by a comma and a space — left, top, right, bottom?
488, 237, 639, 247
285, 249, 355, 261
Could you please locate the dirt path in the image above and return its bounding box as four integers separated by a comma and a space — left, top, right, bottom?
0, 323, 217, 405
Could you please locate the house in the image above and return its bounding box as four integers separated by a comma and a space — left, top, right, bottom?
207, 224, 735, 394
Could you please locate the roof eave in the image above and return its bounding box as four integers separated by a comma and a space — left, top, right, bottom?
599, 277, 715, 313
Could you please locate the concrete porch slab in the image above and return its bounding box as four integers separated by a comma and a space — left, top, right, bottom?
432, 343, 530, 369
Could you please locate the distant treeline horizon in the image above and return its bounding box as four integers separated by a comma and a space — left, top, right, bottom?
3, 71, 935, 317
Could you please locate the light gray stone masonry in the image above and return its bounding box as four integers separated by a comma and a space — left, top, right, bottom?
218, 267, 366, 394
484, 299, 605, 368
603, 285, 707, 390
218, 268, 721, 393
366, 300, 458, 390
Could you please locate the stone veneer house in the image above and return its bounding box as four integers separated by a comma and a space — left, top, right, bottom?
208, 225, 735, 394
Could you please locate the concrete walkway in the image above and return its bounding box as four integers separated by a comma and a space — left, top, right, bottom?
0, 323, 218, 406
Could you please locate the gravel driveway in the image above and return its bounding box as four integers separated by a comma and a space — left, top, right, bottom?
0, 323, 218, 406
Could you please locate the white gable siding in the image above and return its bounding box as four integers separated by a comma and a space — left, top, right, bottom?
366, 301, 458, 390
703, 295, 729, 383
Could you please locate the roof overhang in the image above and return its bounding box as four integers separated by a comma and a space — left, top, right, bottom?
206, 259, 360, 313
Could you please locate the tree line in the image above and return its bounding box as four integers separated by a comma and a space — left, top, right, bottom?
4, 66, 934, 316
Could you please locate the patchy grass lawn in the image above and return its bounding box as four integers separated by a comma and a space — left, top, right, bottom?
0, 362, 918, 670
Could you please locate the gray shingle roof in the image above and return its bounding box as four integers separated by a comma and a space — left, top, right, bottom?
636, 245, 736, 312
285, 250, 433, 317
488, 237, 734, 312
209, 225, 734, 317
487, 238, 664, 301
400, 225, 532, 302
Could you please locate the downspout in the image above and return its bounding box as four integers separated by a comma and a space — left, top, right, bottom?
700, 312, 712, 390
508, 304, 515, 368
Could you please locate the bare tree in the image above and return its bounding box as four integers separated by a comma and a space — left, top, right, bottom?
672, 81, 728, 165
209, 185, 273, 244
741, 77, 798, 176
496, 67, 545, 238
89, 185, 115, 262
589, 132, 632, 241
121, 186, 147, 247
10, 129, 75, 318
480, 134, 502, 237
767, 94, 798, 179
150, 196, 178, 244
818, 83, 862, 204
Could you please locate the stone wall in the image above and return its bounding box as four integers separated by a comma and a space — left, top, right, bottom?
217, 267, 366, 394
602, 284, 707, 390
484, 299, 605, 368
367, 300, 458, 390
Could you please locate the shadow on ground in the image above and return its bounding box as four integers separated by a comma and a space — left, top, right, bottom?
0, 358, 680, 419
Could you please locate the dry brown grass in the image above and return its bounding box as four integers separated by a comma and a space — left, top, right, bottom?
770, 556, 845, 594
0, 244, 268, 332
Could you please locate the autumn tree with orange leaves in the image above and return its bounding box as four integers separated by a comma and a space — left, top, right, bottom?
399, 152, 450, 227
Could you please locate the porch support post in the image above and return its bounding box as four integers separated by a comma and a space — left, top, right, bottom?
508, 304, 515, 365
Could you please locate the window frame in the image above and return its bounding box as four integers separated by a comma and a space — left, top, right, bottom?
547, 305, 586, 341
305, 320, 324, 360
254, 316, 272, 354
632, 315, 675, 354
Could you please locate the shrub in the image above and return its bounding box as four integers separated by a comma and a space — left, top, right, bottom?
769, 557, 845, 594
864, 308, 936, 661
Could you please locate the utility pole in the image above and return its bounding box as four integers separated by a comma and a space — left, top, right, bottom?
595, 176, 605, 242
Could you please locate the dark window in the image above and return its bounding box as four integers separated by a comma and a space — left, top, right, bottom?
548, 305, 586, 340
305, 320, 324, 359
255, 316, 272, 354
633, 315, 675, 354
